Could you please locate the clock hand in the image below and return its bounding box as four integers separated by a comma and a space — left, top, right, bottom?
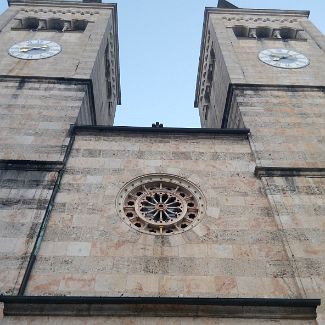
19, 45, 49, 52
271, 54, 293, 61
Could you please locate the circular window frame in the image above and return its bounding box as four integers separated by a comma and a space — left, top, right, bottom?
116, 174, 206, 236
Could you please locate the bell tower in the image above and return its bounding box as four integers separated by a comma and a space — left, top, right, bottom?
0, 0, 120, 299
195, 0, 325, 131
1, 0, 120, 128
195, 0, 325, 321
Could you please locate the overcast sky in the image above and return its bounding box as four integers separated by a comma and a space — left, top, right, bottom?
0, 1, 324, 127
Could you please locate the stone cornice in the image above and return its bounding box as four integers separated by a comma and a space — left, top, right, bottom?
205, 7, 310, 18
8, 0, 115, 10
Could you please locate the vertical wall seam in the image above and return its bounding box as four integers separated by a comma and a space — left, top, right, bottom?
262, 176, 308, 299
17, 128, 76, 296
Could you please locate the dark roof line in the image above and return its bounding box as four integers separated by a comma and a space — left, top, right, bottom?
217, 0, 238, 9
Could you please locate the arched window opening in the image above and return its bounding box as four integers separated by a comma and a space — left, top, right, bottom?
256, 27, 272, 39
232, 25, 249, 38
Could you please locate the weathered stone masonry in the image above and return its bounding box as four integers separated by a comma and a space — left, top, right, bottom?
0, 0, 324, 323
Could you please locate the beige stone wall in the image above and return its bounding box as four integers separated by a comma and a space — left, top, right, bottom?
262, 176, 325, 322
235, 87, 325, 168
23, 132, 304, 300
0, 169, 57, 295
0, 79, 84, 161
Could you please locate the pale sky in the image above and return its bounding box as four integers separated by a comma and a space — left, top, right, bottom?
0, 1, 324, 127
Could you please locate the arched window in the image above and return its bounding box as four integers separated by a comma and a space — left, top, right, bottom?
280, 27, 297, 40
232, 25, 249, 38
12, 17, 88, 32
22, 17, 38, 30
256, 27, 272, 39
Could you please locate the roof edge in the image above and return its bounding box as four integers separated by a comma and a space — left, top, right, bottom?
217, 0, 238, 9
8, 0, 115, 9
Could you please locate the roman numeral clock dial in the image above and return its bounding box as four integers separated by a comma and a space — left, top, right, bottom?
258, 48, 309, 69
8, 40, 61, 60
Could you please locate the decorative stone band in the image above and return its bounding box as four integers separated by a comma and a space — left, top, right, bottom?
255, 166, 325, 178
0, 296, 320, 319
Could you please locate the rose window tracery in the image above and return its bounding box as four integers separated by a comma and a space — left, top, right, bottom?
116, 174, 206, 235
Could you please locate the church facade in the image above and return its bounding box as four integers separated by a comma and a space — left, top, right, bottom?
0, 0, 324, 324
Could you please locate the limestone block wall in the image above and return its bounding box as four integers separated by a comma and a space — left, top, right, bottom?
234, 87, 325, 168
23, 131, 304, 300
0, 169, 57, 295
0, 79, 86, 161
262, 176, 325, 322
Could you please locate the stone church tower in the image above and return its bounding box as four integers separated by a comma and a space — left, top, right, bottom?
0, 0, 324, 324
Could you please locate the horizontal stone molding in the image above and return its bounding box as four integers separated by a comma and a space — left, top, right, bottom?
255, 166, 325, 178
8, 1, 117, 11
0, 296, 320, 319
221, 83, 325, 128
0, 160, 64, 172
74, 125, 250, 136
206, 8, 310, 18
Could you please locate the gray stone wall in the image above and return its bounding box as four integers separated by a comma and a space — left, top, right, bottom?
0, 169, 57, 295
196, 10, 325, 128
0, 5, 111, 80
0, 79, 84, 161
88, 12, 118, 125
210, 13, 325, 86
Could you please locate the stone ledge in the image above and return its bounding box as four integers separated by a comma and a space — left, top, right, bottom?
255, 166, 325, 178
0, 296, 320, 319
74, 125, 250, 136
0, 160, 64, 172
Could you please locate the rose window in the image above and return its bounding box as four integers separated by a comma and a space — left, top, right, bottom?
116, 174, 206, 235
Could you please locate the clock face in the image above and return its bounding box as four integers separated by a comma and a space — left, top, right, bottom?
8, 40, 61, 60
258, 48, 309, 69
